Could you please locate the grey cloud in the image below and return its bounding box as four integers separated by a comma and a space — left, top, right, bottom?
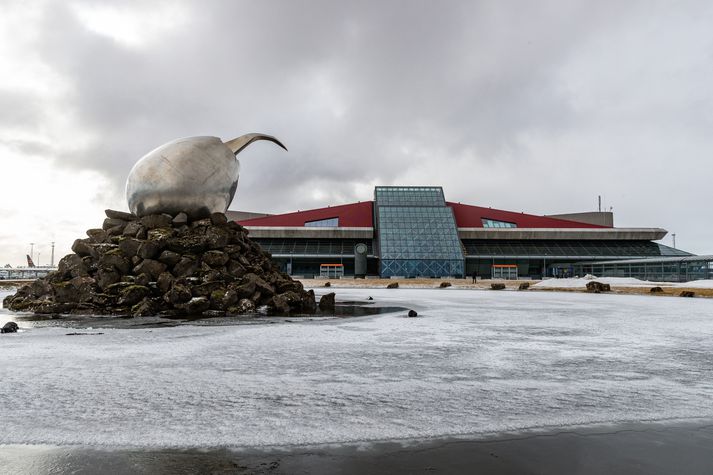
3, 0, 712, 253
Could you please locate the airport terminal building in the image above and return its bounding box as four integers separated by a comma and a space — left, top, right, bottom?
231, 186, 691, 279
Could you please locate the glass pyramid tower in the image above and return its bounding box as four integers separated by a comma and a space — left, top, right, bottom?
375, 186, 464, 278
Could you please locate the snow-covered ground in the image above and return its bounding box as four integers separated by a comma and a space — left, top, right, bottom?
533, 276, 713, 289
2, 288, 713, 448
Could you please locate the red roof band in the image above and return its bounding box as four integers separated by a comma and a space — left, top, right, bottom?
238, 200, 608, 229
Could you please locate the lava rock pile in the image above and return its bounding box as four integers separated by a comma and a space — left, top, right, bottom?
4, 210, 316, 317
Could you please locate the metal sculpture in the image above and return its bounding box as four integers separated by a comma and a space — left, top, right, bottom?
126, 134, 286, 218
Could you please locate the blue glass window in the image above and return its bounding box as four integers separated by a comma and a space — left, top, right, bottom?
374, 186, 464, 277
304, 217, 339, 227
482, 218, 517, 228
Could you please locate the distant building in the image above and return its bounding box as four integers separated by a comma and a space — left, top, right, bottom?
236, 186, 690, 279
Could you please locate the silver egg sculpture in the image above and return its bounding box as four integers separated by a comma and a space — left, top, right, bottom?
126, 133, 287, 219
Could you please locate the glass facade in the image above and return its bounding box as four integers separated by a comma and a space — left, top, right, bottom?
573, 256, 713, 282
462, 240, 690, 259
304, 217, 339, 227
254, 238, 372, 256
375, 186, 464, 277
482, 218, 517, 228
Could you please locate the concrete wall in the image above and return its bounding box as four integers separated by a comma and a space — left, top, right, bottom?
244, 226, 374, 239
546, 211, 614, 227
227, 210, 272, 221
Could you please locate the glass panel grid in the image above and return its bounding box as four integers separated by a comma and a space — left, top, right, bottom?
482, 218, 517, 228
304, 217, 339, 227
374, 186, 464, 277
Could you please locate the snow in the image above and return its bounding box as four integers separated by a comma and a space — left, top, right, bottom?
674, 279, 713, 289
533, 277, 664, 288
533, 277, 713, 289
2, 288, 713, 448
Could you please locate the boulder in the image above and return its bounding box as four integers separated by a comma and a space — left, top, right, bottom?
180, 297, 210, 314
164, 284, 192, 305
319, 292, 336, 311
680, 291, 695, 297
118, 237, 142, 258
71, 239, 94, 257
147, 227, 174, 245
86, 228, 108, 243
105, 209, 136, 221
102, 217, 127, 231
173, 257, 198, 278
586, 281, 610, 293
407, 310, 418, 318
269, 293, 291, 314
650, 287, 664, 293
131, 298, 159, 317
166, 234, 208, 254
491, 283, 506, 290
228, 298, 255, 315
157, 272, 175, 294
324, 281, 331, 287
122, 220, 143, 237
205, 226, 230, 249
106, 224, 126, 236
439, 282, 451, 288
203, 250, 230, 267
210, 212, 228, 225
386, 282, 399, 289
1, 322, 19, 333
140, 213, 173, 230
117, 285, 150, 306
191, 218, 212, 228
133, 259, 167, 280
192, 281, 226, 297
98, 251, 131, 274
518, 282, 530, 290
158, 250, 181, 267
172, 212, 188, 226
57, 254, 89, 278
137, 240, 162, 259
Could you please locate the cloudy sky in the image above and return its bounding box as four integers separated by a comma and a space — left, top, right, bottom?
1, 0, 711, 266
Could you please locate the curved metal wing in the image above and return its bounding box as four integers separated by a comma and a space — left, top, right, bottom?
224, 133, 288, 155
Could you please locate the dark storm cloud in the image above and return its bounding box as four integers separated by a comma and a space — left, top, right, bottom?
7, 0, 713, 252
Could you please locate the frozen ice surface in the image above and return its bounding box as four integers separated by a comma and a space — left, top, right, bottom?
2, 288, 713, 448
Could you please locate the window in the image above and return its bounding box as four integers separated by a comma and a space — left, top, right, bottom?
482, 218, 517, 228
304, 217, 339, 227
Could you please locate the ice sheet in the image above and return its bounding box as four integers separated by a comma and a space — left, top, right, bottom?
2, 288, 713, 448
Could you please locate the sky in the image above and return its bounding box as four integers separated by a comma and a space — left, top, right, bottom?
0, 0, 711, 266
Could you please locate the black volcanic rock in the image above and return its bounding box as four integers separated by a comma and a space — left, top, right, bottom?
319, 292, 336, 311
105, 209, 136, 221
4, 211, 316, 317
1, 322, 19, 333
